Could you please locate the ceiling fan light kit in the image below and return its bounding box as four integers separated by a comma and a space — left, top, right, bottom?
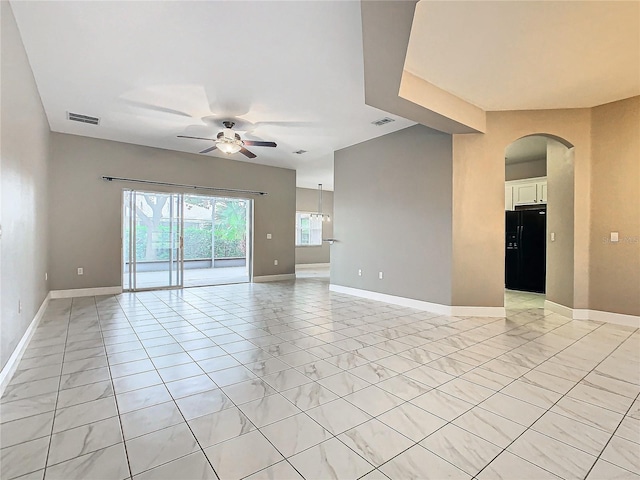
178, 121, 277, 159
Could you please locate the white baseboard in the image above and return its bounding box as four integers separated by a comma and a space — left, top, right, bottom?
450, 305, 506, 317
50, 286, 122, 299
329, 284, 505, 317
545, 300, 640, 328
295, 263, 330, 269
0, 292, 51, 397
253, 274, 296, 283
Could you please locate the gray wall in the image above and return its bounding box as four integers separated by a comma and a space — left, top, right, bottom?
505, 158, 546, 181
49, 133, 296, 290
295, 187, 333, 265
1, 2, 51, 369
545, 140, 575, 308
332, 124, 453, 305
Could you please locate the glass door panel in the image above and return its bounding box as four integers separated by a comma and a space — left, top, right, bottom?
123, 190, 183, 291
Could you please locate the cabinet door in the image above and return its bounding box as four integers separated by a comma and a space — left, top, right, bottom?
505, 186, 514, 211
537, 182, 547, 203
513, 183, 538, 205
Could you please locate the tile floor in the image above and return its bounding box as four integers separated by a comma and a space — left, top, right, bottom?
1, 278, 638, 480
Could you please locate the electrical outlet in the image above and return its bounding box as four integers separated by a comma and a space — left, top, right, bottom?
267, 233, 272, 240
274, 260, 278, 266
45, 272, 48, 281
378, 271, 383, 280
358, 269, 362, 276
77, 267, 84, 275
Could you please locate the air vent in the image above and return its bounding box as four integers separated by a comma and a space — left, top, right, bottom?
293, 149, 307, 155
67, 112, 100, 125
371, 117, 395, 126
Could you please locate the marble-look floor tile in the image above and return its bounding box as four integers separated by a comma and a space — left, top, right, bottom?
120, 401, 184, 440
508, 429, 596, 479
0, 411, 54, 448
453, 406, 526, 448
55, 380, 113, 409
261, 368, 312, 392
601, 435, 640, 474
379, 444, 470, 480
460, 367, 513, 391
189, 406, 255, 448
317, 371, 370, 396
165, 374, 218, 398
244, 460, 304, 480
586, 459, 640, 480
0, 436, 50, 479
550, 396, 623, 433
53, 396, 118, 433
175, 388, 231, 420
59, 367, 111, 391
116, 384, 172, 414
133, 450, 217, 480
260, 413, 331, 456
208, 365, 257, 387
47, 417, 123, 466
338, 418, 413, 466
436, 378, 495, 405
477, 451, 561, 479
410, 389, 474, 421
306, 398, 372, 435
532, 411, 611, 456
616, 416, 640, 444
1, 377, 60, 403
44, 442, 129, 480
349, 362, 398, 384
378, 402, 446, 442
282, 382, 338, 410
296, 360, 342, 380
422, 423, 502, 476
238, 393, 300, 427
377, 374, 431, 401
204, 430, 283, 480
501, 380, 562, 409
567, 383, 635, 414
288, 438, 373, 480
403, 364, 455, 388
111, 370, 162, 394
221, 378, 276, 404
126, 423, 199, 475
0, 392, 57, 424
343, 386, 404, 416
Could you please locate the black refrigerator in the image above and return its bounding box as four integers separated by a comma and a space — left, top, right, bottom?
505, 206, 546, 293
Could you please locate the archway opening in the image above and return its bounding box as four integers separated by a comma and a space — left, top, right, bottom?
504, 134, 574, 311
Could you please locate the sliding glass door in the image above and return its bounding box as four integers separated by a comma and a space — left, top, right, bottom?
123, 190, 252, 291
123, 190, 184, 291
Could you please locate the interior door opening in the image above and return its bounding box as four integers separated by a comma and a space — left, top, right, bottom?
123, 190, 252, 291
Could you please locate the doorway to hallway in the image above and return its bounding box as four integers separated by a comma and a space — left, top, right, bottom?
123, 190, 252, 291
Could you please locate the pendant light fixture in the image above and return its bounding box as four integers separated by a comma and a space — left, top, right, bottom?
313, 183, 330, 222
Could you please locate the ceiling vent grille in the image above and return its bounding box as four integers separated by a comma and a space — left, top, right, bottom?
293, 149, 307, 155
371, 117, 395, 126
67, 112, 100, 125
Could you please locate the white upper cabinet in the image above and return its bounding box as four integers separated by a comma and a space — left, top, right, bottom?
505, 176, 547, 209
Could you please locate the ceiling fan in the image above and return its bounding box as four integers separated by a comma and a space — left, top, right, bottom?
178, 121, 277, 159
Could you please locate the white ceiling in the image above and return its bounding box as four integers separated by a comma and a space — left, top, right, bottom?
405, 1, 640, 111
10, 1, 415, 191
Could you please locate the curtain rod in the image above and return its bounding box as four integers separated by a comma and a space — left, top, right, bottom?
101, 176, 267, 196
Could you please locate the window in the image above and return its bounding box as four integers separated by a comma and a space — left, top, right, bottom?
295, 212, 322, 246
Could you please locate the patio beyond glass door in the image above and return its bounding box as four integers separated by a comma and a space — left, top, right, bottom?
123, 191, 184, 291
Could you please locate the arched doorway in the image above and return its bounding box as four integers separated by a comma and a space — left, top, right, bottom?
503, 134, 575, 311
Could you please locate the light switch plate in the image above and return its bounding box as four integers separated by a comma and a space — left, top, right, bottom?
266, 233, 272, 240
550, 232, 555, 242
611, 232, 619, 242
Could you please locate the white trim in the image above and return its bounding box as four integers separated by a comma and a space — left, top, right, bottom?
0, 293, 51, 397
329, 284, 504, 317
295, 263, 330, 269
253, 274, 296, 283
450, 305, 506, 317
49, 286, 122, 299
545, 300, 640, 328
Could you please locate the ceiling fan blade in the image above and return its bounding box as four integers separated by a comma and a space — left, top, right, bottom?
242, 140, 277, 148
199, 145, 218, 154
124, 99, 192, 118
239, 147, 257, 159
178, 135, 215, 141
